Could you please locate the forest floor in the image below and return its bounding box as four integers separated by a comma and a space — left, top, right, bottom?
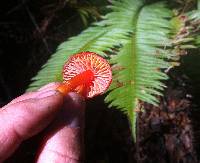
85, 69, 200, 163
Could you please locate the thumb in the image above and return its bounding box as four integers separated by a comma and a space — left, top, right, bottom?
36, 92, 85, 163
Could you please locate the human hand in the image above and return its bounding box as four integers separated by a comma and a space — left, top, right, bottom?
0, 83, 85, 163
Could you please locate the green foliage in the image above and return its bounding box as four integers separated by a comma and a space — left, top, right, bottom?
27, 0, 200, 140
27, 0, 144, 91
198, 0, 200, 10
105, 2, 174, 138
196, 36, 200, 45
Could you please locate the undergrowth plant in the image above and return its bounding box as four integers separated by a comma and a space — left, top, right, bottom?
27, 0, 200, 140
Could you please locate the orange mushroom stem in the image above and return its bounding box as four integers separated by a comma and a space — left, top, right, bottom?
57, 70, 94, 97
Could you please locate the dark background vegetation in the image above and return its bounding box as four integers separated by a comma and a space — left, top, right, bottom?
0, 0, 95, 104
1, 0, 200, 162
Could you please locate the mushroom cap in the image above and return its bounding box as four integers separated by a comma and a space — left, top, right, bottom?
63, 52, 112, 98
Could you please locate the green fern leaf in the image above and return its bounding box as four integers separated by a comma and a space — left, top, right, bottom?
196, 36, 200, 45
27, 0, 144, 91
105, 2, 173, 139
27, 26, 105, 91
27, 0, 175, 141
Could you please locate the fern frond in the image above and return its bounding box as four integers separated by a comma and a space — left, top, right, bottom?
196, 36, 200, 45
28, 0, 175, 140
27, 0, 144, 91
27, 26, 106, 91
105, 2, 173, 138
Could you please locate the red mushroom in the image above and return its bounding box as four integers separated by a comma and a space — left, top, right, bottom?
56, 52, 112, 98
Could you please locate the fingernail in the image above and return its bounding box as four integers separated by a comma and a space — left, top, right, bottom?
37, 90, 59, 99
66, 108, 85, 128
68, 117, 81, 128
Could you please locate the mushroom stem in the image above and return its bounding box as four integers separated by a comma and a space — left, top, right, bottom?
56, 70, 94, 96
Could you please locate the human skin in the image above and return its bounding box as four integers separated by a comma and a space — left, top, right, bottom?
0, 82, 85, 163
